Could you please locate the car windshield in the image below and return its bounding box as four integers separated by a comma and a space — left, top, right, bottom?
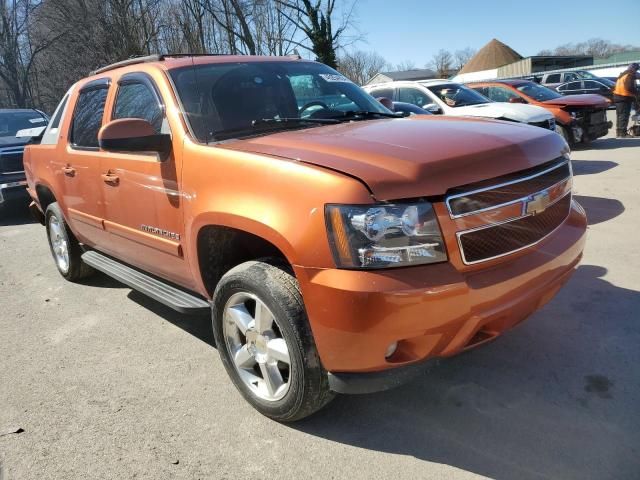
169, 61, 391, 142
516, 83, 563, 101
425, 83, 490, 107
0, 111, 47, 138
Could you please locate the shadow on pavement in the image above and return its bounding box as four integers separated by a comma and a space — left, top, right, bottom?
588, 138, 640, 150
127, 290, 215, 347
570, 160, 618, 176
573, 195, 625, 225
0, 199, 35, 226
290, 265, 640, 480
78, 271, 130, 290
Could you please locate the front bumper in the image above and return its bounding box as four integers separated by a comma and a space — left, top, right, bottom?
0, 179, 28, 204
296, 201, 587, 392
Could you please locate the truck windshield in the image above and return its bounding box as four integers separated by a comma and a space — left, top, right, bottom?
517, 83, 563, 101
0, 110, 47, 138
169, 61, 392, 142
425, 84, 490, 107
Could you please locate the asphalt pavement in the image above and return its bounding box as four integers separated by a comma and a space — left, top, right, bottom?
1, 115, 638, 479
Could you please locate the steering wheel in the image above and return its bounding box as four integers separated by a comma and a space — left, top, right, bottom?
299, 101, 330, 117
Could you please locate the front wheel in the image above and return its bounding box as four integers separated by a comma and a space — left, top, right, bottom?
212, 259, 334, 422
558, 124, 573, 145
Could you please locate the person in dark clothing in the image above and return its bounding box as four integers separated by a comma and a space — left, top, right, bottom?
612, 63, 639, 138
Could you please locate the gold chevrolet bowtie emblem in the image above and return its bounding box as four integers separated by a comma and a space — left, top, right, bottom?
525, 190, 551, 215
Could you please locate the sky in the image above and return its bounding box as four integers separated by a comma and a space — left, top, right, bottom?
350, 0, 640, 67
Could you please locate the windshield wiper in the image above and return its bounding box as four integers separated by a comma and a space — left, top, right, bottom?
252, 117, 340, 126
340, 110, 403, 119
209, 117, 339, 141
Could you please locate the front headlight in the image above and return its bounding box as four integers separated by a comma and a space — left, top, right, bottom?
326, 202, 448, 269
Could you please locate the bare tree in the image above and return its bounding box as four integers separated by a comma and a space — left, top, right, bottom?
453, 47, 475, 71
275, 0, 358, 68
338, 49, 387, 85
0, 0, 63, 107
537, 38, 640, 59
392, 60, 416, 71
428, 49, 453, 78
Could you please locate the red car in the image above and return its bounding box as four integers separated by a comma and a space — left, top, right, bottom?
469, 80, 611, 145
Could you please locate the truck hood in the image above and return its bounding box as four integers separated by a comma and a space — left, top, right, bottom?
220, 116, 567, 200
0, 136, 29, 148
453, 103, 553, 123
542, 94, 610, 109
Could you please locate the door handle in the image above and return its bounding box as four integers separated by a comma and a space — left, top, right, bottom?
101, 172, 120, 186
62, 166, 76, 177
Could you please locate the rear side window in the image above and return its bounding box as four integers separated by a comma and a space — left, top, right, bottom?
113, 82, 163, 133
49, 95, 69, 130
71, 88, 109, 148
546, 74, 561, 83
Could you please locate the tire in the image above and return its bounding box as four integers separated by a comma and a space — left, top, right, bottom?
45, 202, 94, 281
558, 125, 573, 145
212, 259, 334, 422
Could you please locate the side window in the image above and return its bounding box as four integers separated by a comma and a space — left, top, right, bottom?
398, 87, 430, 107
113, 82, 163, 132
564, 73, 578, 82
566, 81, 582, 90
49, 95, 69, 130
485, 86, 521, 102
584, 81, 604, 90
472, 87, 489, 97
71, 87, 109, 148
370, 88, 394, 99
546, 74, 561, 83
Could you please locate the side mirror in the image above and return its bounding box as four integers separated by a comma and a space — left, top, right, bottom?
424, 103, 442, 114
508, 96, 526, 104
98, 118, 171, 154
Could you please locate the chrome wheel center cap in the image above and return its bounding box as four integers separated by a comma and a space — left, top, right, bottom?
245, 330, 270, 362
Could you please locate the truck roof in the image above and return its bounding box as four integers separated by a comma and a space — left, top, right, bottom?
90, 53, 305, 75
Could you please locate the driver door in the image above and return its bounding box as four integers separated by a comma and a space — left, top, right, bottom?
99, 72, 193, 288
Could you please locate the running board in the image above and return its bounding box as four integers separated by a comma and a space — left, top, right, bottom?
81, 251, 210, 315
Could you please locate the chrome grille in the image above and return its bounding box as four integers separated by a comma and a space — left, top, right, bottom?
0, 146, 25, 174
457, 194, 572, 264
446, 157, 573, 265
447, 158, 570, 217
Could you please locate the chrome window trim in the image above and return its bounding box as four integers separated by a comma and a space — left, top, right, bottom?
445, 158, 570, 219
456, 191, 573, 265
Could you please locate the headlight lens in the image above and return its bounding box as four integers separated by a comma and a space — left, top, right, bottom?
326, 202, 448, 269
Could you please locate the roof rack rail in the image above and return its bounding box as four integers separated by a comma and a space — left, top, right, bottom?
90, 55, 162, 76
90, 53, 235, 76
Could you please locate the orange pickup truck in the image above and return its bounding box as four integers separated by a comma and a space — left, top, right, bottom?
24, 54, 586, 421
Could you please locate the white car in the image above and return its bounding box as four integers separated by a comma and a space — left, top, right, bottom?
364, 80, 556, 131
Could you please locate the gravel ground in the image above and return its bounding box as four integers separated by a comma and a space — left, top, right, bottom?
1, 116, 639, 480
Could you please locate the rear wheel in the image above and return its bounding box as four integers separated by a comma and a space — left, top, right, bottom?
45, 202, 94, 281
212, 259, 334, 421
